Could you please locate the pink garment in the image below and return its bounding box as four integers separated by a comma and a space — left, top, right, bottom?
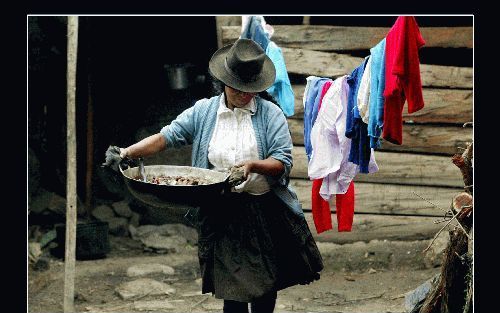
382, 16, 426, 145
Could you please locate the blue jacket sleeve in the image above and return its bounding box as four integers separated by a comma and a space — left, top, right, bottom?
160, 105, 196, 148
265, 105, 293, 186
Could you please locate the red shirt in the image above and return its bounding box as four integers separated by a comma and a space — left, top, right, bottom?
382, 16, 426, 145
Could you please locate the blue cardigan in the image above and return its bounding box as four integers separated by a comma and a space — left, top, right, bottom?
160, 94, 304, 217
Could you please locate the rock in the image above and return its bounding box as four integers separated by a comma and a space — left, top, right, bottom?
134, 224, 198, 245
29, 242, 42, 264
140, 234, 187, 252
91, 205, 116, 221
39, 229, 57, 248
129, 212, 141, 227
29, 189, 87, 216
423, 231, 450, 268
107, 217, 129, 236
33, 257, 50, 271
127, 264, 175, 277
115, 278, 176, 300
133, 300, 175, 311
368, 268, 377, 274
111, 200, 133, 218
405, 274, 440, 313
28, 189, 53, 214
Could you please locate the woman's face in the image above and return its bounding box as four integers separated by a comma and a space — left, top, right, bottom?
224, 86, 256, 109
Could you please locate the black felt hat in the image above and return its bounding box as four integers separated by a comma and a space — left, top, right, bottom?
209, 38, 276, 93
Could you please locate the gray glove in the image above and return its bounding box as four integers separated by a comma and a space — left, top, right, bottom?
102, 145, 138, 172
102, 145, 123, 172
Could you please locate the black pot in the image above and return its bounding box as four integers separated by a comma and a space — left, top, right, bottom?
52, 221, 110, 260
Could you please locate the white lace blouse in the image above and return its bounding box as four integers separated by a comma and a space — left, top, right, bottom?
208, 93, 271, 195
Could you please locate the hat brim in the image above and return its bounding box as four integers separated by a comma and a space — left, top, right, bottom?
209, 44, 276, 93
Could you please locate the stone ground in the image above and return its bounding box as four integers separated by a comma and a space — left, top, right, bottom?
28, 233, 441, 313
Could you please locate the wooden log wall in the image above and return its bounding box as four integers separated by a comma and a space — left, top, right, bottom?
219, 19, 472, 241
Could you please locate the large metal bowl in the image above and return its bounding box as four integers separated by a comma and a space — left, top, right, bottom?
120, 164, 230, 208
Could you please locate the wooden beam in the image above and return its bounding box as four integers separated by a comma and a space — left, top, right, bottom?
222, 25, 473, 50
287, 119, 473, 155
216, 16, 242, 49
289, 85, 472, 125
290, 178, 462, 216
291, 147, 464, 187
304, 212, 443, 243
64, 15, 78, 313
281, 47, 472, 89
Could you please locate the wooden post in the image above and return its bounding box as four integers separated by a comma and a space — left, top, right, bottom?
85, 19, 94, 219
64, 15, 78, 313
302, 16, 311, 25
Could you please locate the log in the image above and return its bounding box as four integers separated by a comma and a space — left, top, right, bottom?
420, 229, 469, 313
290, 147, 464, 187
281, 47, 472, 89
304, 212, 442, 244
216, 16, 241, 49
290, 179, 463, 216
221, 25, 473, 50
452, 142, 473, 194
451, 192, 473, 215
289, 85, 472, 125
287, 119, 472, 155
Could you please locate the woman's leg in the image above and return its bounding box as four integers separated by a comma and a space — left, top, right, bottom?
250, 291, 277, 313
223, 299, 249, 313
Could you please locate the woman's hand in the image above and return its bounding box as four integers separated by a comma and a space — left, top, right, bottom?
228, 161, 252, 187
232, 160, 254, 180
102, 145, 124, 172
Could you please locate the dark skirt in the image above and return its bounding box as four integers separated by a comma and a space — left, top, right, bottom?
195, 191, 324, 302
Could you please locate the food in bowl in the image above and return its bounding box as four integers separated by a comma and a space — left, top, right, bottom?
134, 175, 212, 186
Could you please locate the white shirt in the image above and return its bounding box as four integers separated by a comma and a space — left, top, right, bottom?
208, 93, 270, 195
357, 56, 372, 124
307, 76, 378, 200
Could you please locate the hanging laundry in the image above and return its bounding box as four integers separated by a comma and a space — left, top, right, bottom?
303, 76, 331, 161
241, 16, 294, 117
308, 76, 357, 233
308, 76, 355, 195
241, 15, 274, 39
382, 16, 426, 145
367, 38, 386, 149
240, 16, 271, 51
265, 41, 295, 117
311, 80, 333, 233
345, 57, 379, 174
357, 56, 372, 124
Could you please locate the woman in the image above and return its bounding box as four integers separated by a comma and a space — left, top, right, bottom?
103, 38, 323, 313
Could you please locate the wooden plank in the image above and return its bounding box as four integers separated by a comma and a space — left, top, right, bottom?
290, 85, 472, 125
64, 15, 78, 313
222, 25, 473, 50
216, 16, 241, 49
304, 212, 443, 244
290, 146, 464, 187
287, 119, 472, 155
281, 47, 472, 89
290, 178, 462, 216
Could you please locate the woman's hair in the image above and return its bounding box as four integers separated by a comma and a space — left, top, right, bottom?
209, 74, 281, 109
